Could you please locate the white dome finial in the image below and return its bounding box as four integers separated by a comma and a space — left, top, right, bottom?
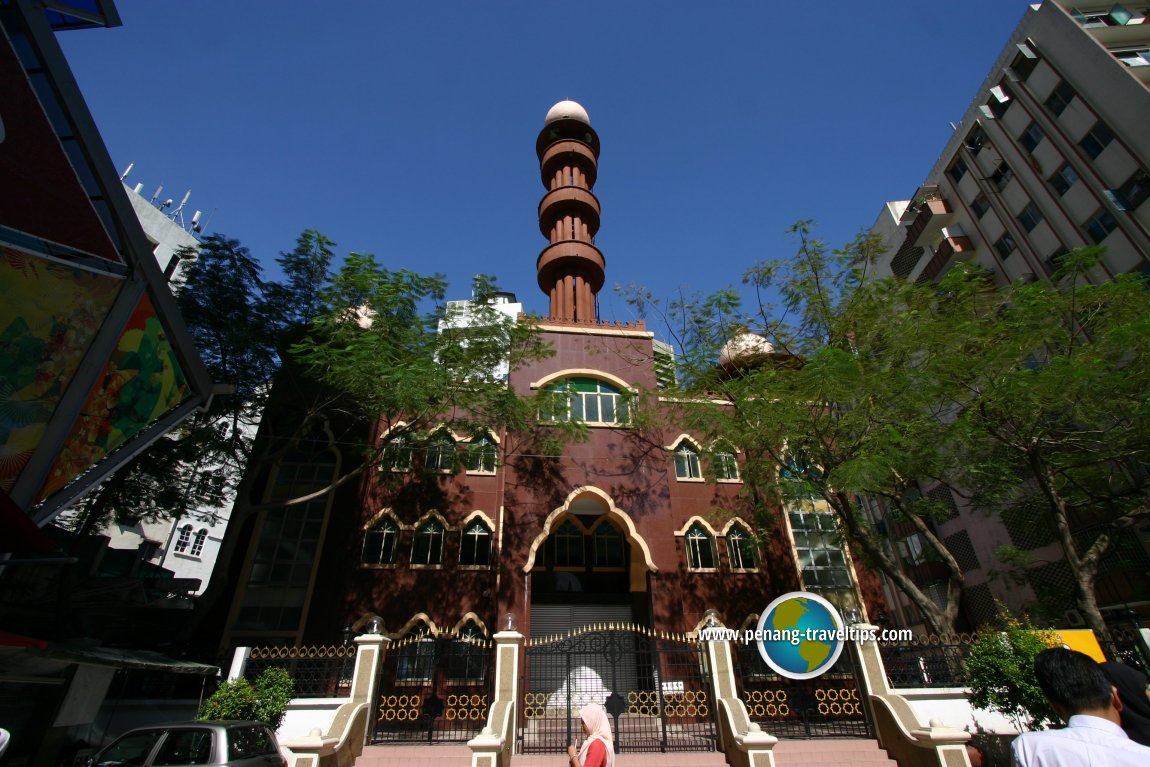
545, 100, 590, 126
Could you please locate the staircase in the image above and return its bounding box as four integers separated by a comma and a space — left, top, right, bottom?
354, 740, 895, 767
773, 738, 897, 766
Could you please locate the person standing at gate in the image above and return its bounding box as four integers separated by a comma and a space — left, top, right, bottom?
566, 703, 615, 767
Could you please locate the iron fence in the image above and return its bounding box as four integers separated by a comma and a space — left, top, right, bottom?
878, 634, 973, 689
243, 644, 357, 698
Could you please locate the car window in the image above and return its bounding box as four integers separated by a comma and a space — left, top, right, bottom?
153, 728, 214, 765
95, 730, 164, 766
227, 725, 276, 759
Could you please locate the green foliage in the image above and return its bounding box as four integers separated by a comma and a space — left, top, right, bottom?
198, 668, 295, 729
965, 613, 1059, 731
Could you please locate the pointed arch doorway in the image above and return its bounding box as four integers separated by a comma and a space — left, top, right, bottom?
523, 487, 657, 636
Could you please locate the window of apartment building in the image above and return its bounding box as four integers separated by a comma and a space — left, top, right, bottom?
994, 232, 1018, 259
971, 193, 991, 219
790, 509, 853, 599
991, 162, 1014, 192
948, 157, 969, 184
174, 524, 193, 554
363, 518, 399, 565
466, 434, 498, 473
986, 83, 1013, 119
1020, 122, 1044, 153
712, 445, 740, 482
411, 520, 445, 566
1018, 202, 1044, 233
685, 524, 717, 570
1046, 249, 1070, 275
673, 441, 703, 480
1113, 170, 1150, 210
382, 433, 413, 471
592, 522, 625, 568
1080, 121, 1115, 160
965, 125, 988, 153
1011, 42, 1040, 80
1050, 163, 1080, 196
1114, 48, 1150, 67
459, 521, 491, 567
727, 523, 758, 571
190, 529, 208, 557
424, 431, 455, 472
540, 377, 629, 425
1044, 81, 1076, 117
1072, 6, 1133, 27
1084, 208, 1119, 244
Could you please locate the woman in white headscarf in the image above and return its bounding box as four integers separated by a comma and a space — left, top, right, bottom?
565, 702, 615, 767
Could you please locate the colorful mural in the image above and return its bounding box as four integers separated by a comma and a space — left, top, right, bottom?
0, 246, 122, 494
39, 292, 191, 501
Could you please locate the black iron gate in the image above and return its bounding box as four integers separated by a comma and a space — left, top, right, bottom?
519, 625, 716, 753
734, 640, 870, 738
373, 632, 493, 743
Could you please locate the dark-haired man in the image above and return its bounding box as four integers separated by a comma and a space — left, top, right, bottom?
1012, 648, 1150, 766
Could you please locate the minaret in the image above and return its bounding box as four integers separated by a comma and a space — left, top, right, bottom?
536, 100, 604, 323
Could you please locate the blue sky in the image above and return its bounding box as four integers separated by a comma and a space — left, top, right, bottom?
60, 1, 1029, 326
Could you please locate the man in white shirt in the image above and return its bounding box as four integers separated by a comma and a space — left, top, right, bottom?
1012, 648, 1150, 766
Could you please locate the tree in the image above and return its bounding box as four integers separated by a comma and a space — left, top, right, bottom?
949, 251, 1150, 641
198, 667, 295, 729
965, 612, 1059, 731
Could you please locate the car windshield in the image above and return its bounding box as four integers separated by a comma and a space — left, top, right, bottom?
95, 729, 164, 766
152, 728, 213, 766
227, 725, 275, 760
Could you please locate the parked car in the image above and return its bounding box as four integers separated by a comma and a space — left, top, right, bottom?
86, 721, 286, 767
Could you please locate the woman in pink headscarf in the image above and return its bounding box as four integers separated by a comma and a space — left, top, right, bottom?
565, 703, 615, 767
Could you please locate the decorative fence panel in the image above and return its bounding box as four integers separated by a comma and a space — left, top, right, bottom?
734, 641, 869, 738
372, 633, 493, 743
519, 625, 716, 754
877, 634, 973, 689
243, 644, 357, 698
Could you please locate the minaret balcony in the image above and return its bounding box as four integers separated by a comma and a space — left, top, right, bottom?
540, 140, 599, 187
538, 186, 601, 236
537, 240, 605, 293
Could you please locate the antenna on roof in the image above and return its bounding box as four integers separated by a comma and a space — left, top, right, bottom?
149, 184, 163, 204
120, 162, 134, 181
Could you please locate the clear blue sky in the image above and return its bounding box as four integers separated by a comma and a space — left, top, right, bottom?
59, 1, 1029, 326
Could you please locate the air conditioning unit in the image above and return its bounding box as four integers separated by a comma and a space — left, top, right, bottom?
1062, 609, 1086, 628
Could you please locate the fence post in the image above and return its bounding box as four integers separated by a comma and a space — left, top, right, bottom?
851, 624, 971, 767
700, 627, 777, 767
468, 628, 524, 767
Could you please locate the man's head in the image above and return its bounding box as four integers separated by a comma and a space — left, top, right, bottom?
1034, 648, 1120, 722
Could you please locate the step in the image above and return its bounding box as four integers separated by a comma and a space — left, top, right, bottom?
514, 753, 729, 767
356, 744, 473, 766
773, 738, 897, 767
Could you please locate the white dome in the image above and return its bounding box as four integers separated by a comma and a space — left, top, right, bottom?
719, 333, 774, 365
545, 100, 590, 126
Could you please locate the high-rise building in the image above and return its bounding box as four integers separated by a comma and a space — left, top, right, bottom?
869, 0, 1150, 631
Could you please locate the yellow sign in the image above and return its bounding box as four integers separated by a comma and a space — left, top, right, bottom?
1051, 629, 1106, 662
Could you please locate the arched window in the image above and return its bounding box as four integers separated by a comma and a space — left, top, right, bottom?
460, 521, 492, 567
593, 522, 625, 568
412, 520, 445, 566
552, 520, 585, 567
396, 622, 435, 681
382, 433, 413, 471
727, 524, 758, 570
685, 524, 717, 570
448, 622, 487, 681
174, 524, 192, 554
191, 529, 208, 557
713, 446, 740, 481
363, 518, 399, 565
424, 432, 455, 472
467, 434, 498, 473
541, 377, 629, 425
674, 443, 702, 480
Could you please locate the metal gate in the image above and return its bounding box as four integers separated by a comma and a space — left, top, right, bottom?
519, 625, 716, 753
373, 632, 493, 743
734, 641, 870, 738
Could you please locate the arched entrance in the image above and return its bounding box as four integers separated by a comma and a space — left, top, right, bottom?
523, 487, 657, 635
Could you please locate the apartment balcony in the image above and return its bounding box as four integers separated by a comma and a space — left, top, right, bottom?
905, 198, 955, 248
919, 236, 974, 282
